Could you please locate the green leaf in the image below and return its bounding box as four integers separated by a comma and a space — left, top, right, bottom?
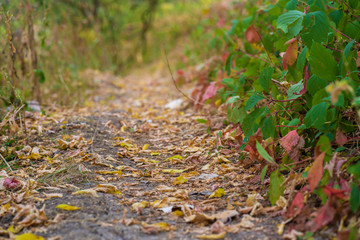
222, 78, 235, 88
288, 17, 303, 37
256, 141, 276, 165
245, 93, 265, 111
309, 42, 338, 81
285, 0, 298, 10
269, 170, 284, 205
242, 107, 266, 137
259, 67, 274, 92
349, 0, 359, 9
348, 161, 360, 179
225, 53, 234, 76
329, 10, 343, 27
261, 116, 275, 139
350, 185, 360, 213
287, 80, 304, 99
228, 107, 246, 124
276, 10, 305, 34
304, 102, 328, 130
307, 75, 328, 96
344, 40, 355, 59
297, 46, 307, 71
312, 89, 328, 106
196, 119, 208, 124
226, 96, 240, 104
261, 165, 268, 184
302, 11, 330, 45
35, 69, 46, 84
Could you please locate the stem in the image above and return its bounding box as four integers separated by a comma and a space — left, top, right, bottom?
0, 153, 13, 172
163, 48, 204, 106
330, 26, 360, 45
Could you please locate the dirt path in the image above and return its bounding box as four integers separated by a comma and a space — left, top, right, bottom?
1, 66, 283, 239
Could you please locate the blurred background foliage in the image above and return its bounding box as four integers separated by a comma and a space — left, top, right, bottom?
0, 0, 217, 107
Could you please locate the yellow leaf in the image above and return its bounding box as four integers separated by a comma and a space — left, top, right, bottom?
132, 201, 149, 211
181, 171, 198, 178
120, 142, 133, 148
7, 225, 22, 234
173, 210, 184, 217
215, 99, 222, 106
72, 189, 99, 197
195, 232, 226, 239
95, 184, 122, 195
165, 155, 183, 161
58, 139, 70, 150
173, 175, 188, 185
30, 147, 41, 160
141, 222, 176, 231
1, 203, 11, 211
15, 233, 44, 240
162, 169, 185, 174
55, 204, 82, 211
142, 144, 149, 150
209, 188, 225, 198
94, 170, 123, 175
151, 152, 160, 156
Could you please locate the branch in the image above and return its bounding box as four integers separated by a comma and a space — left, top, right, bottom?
163, 48, 204, 106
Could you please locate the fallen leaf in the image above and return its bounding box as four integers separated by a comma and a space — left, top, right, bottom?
72, 189, 99, 197
287, 192, 304, 218
209, 188, 225, 198
239, 214, 255, 229
195, 232, 226, 239
94, 170, 123, 175
94, 184, 122, 195
173, 175, 188, 185
55, 204, 82, 211
162, 169, 185, 174
3, 178, 22, 190
15, 233, 45, 240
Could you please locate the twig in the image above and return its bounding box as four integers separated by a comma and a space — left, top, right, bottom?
163, 48, 204, 106
0, 153, 13, 172
330, 26, 360, 45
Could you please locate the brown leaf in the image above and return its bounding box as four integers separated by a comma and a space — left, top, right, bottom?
335, 128, 347, 146
313, 199, 335, 231
279, 130, 304, 162
308, 150, 326, 192
282, 38, 298, 70
245, 25, 261, 43
287, 192, 304, 218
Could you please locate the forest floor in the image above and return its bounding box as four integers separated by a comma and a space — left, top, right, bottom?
1, 63, 322, 240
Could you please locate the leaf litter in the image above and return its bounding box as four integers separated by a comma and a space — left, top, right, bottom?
0, 66, 307, 240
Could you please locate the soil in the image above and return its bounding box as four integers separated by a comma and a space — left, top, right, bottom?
1, 67, 286, 240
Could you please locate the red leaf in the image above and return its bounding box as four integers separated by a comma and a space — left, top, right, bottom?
244, 128, 263, 161
287, 192, 304, 218
308, 150, 326, 192
313, 199, 335, 231
3, 178, 21, 190
335, 128, 347, 146
323, 185, 347, 200
202, 82, 218, 102
245, 25, 261, 44
282, 38, 298, 70
279, 130, 304, 162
